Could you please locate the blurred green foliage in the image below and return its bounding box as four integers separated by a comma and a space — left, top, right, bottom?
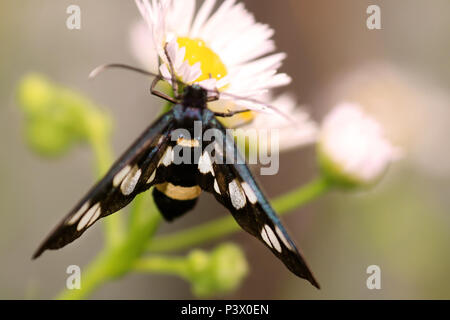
17, 74, 111, 157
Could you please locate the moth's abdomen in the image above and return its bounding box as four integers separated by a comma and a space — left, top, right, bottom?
153, 183, 201, 221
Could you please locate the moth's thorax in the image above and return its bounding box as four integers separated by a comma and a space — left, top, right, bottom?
181, 85, 208, 109
173, 104, 215, 130
171, 85, 213, 128
173, 105, 202, 127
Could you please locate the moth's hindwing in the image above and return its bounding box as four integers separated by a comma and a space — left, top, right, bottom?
196, 118, 320, 289
32, 111, 175, 258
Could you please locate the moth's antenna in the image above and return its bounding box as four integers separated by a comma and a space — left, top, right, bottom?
89, 63, 188, 89
208, 90, 297, 125
89, 63, 297, 125
89, 63, 184, 104
89, 63, 160, 79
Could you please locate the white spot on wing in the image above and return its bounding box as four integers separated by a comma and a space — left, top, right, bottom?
261, 227, 273, 248
159, 146, 173, 167
213, 179, 220, 194
241, 182, 257, 204
177, 137, 200, 147
77, 203, 100, 231
87, 205, 102, 227
120, 165, 142, 195
228, 179, 246, 210
113, 165, 131, 187
147, 169, 156, 184
67, 202, 89, 225
275, 225, 293, 251
265, 225, 282, 253
198, 151, 214, 176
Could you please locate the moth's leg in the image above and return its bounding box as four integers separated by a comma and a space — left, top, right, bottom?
214, 109, 252, 118
206, 73, 220, 102
207, 92, 220, 102
164, 43, 180, 99
150, 76, 178, 104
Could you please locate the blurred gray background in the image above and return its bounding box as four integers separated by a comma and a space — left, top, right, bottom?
1, 0, 450, 299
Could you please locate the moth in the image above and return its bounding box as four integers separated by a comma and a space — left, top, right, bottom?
33, 60, 319, 289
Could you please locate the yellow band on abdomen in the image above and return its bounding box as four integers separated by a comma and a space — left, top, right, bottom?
156, 183, 202, 201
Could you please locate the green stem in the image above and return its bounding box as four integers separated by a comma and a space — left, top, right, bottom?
90, 135, 124, 248
272, 175, 330, 213
147, 176, 331, 253
133, 256, 189, 279
57, 135, 162, 300
57, 194, 161, 300
57, 251, 112, 300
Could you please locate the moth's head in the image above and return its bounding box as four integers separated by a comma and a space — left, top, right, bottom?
182, 85, 208, 109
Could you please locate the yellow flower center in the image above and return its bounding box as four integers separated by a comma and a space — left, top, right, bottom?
177, 37, 227, 83
176, 37, 255, 126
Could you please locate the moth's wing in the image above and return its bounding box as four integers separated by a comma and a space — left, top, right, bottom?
33, 111, 175, 258
198, 118, 320, 289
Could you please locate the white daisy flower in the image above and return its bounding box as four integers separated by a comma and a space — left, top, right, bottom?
233, 93, 318, 153
318, 103, 401, 187
131, 0, 317, 149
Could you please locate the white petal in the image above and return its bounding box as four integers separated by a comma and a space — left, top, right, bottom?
129, 22, 159, 73
190, 0, 217, 37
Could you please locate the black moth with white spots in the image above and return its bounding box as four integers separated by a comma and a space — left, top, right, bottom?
33, 79, 319, 289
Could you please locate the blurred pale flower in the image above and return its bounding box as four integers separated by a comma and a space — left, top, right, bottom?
327, 62, 450, 178
132, 0, 317, 150
318, 103, 400, 187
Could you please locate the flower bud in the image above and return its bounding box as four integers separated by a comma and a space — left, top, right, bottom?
185, 243, 248, 297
